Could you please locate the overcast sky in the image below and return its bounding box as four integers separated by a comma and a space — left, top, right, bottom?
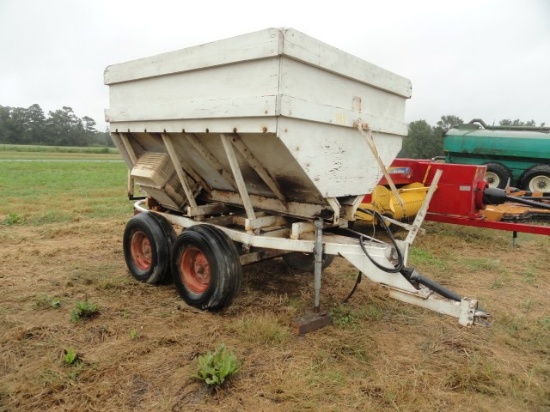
1, 0, 549, 131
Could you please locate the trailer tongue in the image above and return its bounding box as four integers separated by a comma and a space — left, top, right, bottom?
105, 28, 490, 330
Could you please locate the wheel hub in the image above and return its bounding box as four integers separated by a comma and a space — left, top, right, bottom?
485, 172, 499, 187
531, 176, 550, 192
180, 246, 211, 293
130, 231, 152, 270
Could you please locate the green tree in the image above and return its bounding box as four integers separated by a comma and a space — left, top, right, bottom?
0, 104, 107, 147
95, 127, 114, 147
8, 107, 33, 144
27, 104, 46, 144
45, 106, 83, 146
433, 115, 464, 149
0, 106, 14, 143
499, 119, 543, 127
82, 116, 96, 134
436, 115, 463, 131
399, 120, 442, 159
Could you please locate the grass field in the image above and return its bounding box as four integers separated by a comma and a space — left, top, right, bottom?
1, 148, 549, 411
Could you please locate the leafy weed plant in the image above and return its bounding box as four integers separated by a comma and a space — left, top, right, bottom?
70, 300, 99, 323
196, 344, 240, 389
4, 212, 23, 225
36, 295, 62, 310
63, 348, 80, 365
330, 304, 358, 328
129, 328, 141, 340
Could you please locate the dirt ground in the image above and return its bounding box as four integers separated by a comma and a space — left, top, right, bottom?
1, 217, 549, 412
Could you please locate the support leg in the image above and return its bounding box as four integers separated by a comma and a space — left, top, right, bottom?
291, 218, 331, 334
313, 218, 323, 311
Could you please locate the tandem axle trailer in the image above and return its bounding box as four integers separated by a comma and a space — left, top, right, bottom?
105, 28, 490, 330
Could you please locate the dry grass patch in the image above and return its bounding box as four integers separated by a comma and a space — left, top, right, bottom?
1, 214, 549, 411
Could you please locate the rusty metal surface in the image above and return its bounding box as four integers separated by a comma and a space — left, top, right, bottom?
291, 310, 332, 335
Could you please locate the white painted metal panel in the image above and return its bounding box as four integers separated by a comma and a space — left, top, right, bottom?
105, 27, 411, 218
105, 27, 411, 133
278, 28, 411, 98
277, 118, 401, 197
106, 59, 281, 124
104, 28, 283, 84
278, 57, 408, 134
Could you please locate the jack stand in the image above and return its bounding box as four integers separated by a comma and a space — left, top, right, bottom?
291, 219, 332, 335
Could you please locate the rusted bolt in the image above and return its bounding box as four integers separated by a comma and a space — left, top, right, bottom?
262, 127, 268, 133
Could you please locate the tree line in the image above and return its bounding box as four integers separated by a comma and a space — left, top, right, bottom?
1, 104, 545, 159
399, 115, 547, 159
0, 104, 112, 147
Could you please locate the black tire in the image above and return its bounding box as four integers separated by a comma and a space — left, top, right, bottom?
171, 225, 242, 311
148, 213, 177, 283
483, 163, 511, 189
519, 164, 550, 193
123, 213, 175, 284
282, 252, 335, 272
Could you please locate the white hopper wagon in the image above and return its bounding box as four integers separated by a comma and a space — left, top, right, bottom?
105, 28, 489, 331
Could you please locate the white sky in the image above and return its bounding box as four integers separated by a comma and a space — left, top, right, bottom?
1, 0, 549, 130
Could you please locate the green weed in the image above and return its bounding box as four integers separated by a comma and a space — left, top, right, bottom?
35, 295, 62, 309
70, 300, 99, 323
330, 305, 358, 328
63, 348, 80, 365
195, 344, 240, 388
3, 212, 23, 225
129, 328, 140, 340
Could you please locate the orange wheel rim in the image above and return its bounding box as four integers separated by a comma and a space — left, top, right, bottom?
130, 231, 152, 271
180, 246, 211, 293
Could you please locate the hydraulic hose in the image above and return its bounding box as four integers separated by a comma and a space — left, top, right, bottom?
483, 187, 550, 210
355, 209, 468, 304
357, 208, 404, 273
400, 267, 462, 302
505, 196, 550, 210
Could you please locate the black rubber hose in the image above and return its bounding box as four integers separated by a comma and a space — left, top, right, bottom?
357, 208, 404, 273
343, 271, 362, 303
483, 187, 550, 210
400, 267, 461, 302
505, 195, 550, 210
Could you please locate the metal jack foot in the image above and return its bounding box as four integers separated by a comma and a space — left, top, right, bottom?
291, 310, 332, 335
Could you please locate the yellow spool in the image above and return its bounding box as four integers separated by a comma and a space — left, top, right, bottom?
389, 183, 428, 220
358, 183, 428, 222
